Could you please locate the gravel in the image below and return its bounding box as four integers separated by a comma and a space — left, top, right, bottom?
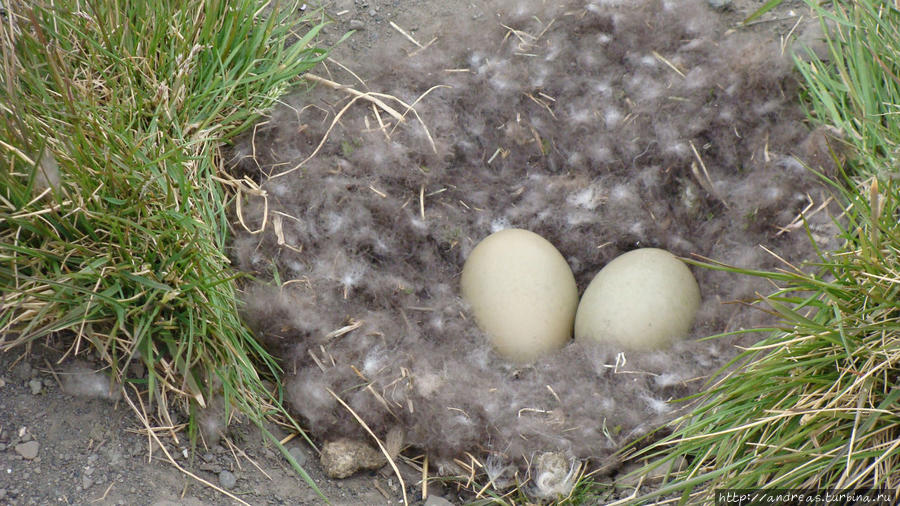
14, 441, 40, 460
288, 446, 307, 467
425, 495, 455, 506
28, 379, 42, 395
218, 469, 236, 490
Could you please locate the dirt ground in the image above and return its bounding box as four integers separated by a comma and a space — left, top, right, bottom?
1, 1, 823, 505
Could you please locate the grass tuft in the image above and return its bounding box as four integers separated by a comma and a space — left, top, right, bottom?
0, 0, 333, 495
625, 1, 900, 503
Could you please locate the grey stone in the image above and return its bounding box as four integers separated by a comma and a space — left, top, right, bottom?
15, 441, 39, 460
707, 0, 732, 9
82, 475, 93, 489
218, 470, 236, 490
0, 488, 6, 500
28, 378, 42, 395
288, 446, 307, 467
128, 360, 145, 378
349, 19, 365, 30
425, 496, 455, 506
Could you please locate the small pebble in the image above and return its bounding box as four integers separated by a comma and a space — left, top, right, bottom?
424, 496, 454, 506
348, 19, 365, 30
0, 377, 6, 387
15, 441, 39, 460
128, 360, 145, 378
28, 378, 42, 395
368, 8, 376, 17
218, 470, 236, 490
288, 446, 307, 467
82, 475, 93, 489
707, 0, 732, 9
0, 488, 6, 500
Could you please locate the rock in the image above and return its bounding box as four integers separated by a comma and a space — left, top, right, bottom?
320, 438, 385, 479
15, 441, 39, 460
349, 19, 365, 30
707, 0, 731, 9
28, 378, 42, 395
0, 376, 6, 388
128, 360, 145, 379
82, 475, 93, 489
0, 488, 6, 500
424, 495, 455, 506
218, 470, 236, 490
288, 446, 307, 467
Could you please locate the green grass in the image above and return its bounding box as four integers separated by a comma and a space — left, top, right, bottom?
618, 1, 900, 503
0, 0, 335, 497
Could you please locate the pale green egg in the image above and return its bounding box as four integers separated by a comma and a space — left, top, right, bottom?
461, 229, 578, 363
575, 248, 700, 350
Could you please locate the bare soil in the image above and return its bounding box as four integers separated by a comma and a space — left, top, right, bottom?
0, 1, 822, 505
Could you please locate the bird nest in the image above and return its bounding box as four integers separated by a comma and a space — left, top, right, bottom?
226, 0, 842, 496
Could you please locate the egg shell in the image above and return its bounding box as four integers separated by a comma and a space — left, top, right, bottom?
574, 248, 700, 350
461, 229, 578, 363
